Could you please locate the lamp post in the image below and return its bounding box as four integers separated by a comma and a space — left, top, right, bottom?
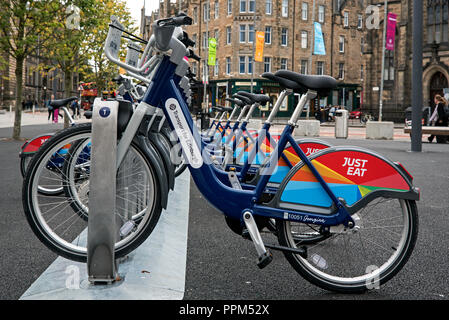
250, 0, 256, 94
411, 0, 423, 152
307, 0, 317, 120
378, 0, 388, 122
202, 0, 210, 113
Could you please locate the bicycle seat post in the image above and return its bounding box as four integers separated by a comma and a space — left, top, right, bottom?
265, 89, 292, 125
288, 90, 317, 126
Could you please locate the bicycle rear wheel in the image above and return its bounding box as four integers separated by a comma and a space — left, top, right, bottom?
276, 198, 418, 293
22, 123, 162, 262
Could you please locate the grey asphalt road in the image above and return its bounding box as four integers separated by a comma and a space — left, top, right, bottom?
0, 124, 65, 300
0, 124, 448, 300
183, 137, 449, 300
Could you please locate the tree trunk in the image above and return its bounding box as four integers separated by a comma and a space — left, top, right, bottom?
64, 70, 73, 128
12, 56, 24, 140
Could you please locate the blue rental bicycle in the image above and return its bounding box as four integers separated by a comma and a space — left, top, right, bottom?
22, 15, 420, 293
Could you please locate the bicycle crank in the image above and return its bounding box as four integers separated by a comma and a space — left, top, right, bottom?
243, 212, 273, 269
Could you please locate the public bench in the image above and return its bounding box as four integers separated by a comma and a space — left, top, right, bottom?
404, 126, 449, 135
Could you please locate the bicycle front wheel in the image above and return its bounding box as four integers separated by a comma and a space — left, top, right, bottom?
22, 123, 162, 262
276, 198, 418, 293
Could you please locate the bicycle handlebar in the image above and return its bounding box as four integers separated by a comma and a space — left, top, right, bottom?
156, 16, 193, 27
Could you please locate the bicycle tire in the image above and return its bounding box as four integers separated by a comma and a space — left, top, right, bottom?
22, 123, 163, 262
276, 198, 418, 293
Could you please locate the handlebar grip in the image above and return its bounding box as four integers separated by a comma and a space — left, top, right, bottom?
181, 31, 196, 48
157, 16, 191, 27
172, 15, 193, 26
187, 49, 201, 62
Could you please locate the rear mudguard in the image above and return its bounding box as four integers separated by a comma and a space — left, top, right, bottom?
247, 138, 332, 186
274, 146, 419, 214
20, 133, 54, 157
147, 131, 175, 191
135, 134, 169, 209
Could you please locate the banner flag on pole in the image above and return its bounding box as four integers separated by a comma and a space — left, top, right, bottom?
313, 22, 326, 55
208, 38, 217, 66
255, 31, 265, 62
386, 13, 397, 51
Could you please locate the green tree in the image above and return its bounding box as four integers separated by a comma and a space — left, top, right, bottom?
0, 0, 59, 139
40, 0, 97, 127
82, 0, 136, 94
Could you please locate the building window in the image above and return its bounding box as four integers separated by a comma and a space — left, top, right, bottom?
226, 57, 231, 74
192, 62, 197, 75
384, 50, 395, 81
215, 29, 219, 41
249, 0, 255, 13
338, 63, 345, 79
302, 2, 308, 20
266, 0, 272, 14
301, 31, 308, 48
358, 14, 363, 29
343, 11, 349, 27
316, 61, 324, 75
265, 26, 272, 44
203, 2, 210, 22
214, 61, 219, 76
281, 58, 288, 70
361, 64, 364, 81
227, 0, 232, 15
226, 27, 232, 45
318, 5, 325, 23
248, 56, 253, 74
282, 0, 289, 17
202, 31, 209, 49
300, 60, 308, 74
240, 0, 247, 13
264, 57, 272, 73
240, 25, 246, 43
428, 1, 449, 44
193, 7, 198, 24
248, 24, 255, 43
281, 28, 288, 46
239, 56, 246, 74
215, 0, 219, 19
192, 34, 197, 48
339, 36, 345, 53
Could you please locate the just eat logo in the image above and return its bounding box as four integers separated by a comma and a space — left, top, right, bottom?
342, 157, 369, 177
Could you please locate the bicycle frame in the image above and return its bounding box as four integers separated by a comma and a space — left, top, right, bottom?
139, 56, 354, 227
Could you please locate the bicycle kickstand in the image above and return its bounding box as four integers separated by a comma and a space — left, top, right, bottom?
243, 212, 273, 269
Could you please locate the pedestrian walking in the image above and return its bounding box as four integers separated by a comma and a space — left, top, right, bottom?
70, 99, 80, 119
46, 95, 54, 121
428, 94, 448, 143
329, 105, 336, 122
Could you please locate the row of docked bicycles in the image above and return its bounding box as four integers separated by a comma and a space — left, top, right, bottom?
21, 14, 420, 293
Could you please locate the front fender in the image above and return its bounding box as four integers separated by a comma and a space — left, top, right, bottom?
134, 134, 169, 209
147, 131, 175, 191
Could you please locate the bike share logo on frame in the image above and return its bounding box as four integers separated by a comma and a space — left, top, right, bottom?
99, 107, 111, 118
165, 98, 203, 168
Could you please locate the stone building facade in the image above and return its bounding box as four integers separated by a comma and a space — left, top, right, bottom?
143, 0, 366, 118
1, 50, 79, 110
363, 0, 449, 122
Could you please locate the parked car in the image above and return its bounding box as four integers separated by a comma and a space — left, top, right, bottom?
349, 109, 362, 120
404, 106, 431, 127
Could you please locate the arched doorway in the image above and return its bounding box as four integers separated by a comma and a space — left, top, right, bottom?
429, 72, 448, 108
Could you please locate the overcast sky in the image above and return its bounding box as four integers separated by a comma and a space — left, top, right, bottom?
127, 0, 161, 28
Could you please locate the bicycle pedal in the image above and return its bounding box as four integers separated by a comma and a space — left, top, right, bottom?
241, 229, 250, 240
257, 250, 273, 269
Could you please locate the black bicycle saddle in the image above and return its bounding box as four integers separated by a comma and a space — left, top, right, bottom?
274, 70, 337, 96
49, 97, 78, 108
